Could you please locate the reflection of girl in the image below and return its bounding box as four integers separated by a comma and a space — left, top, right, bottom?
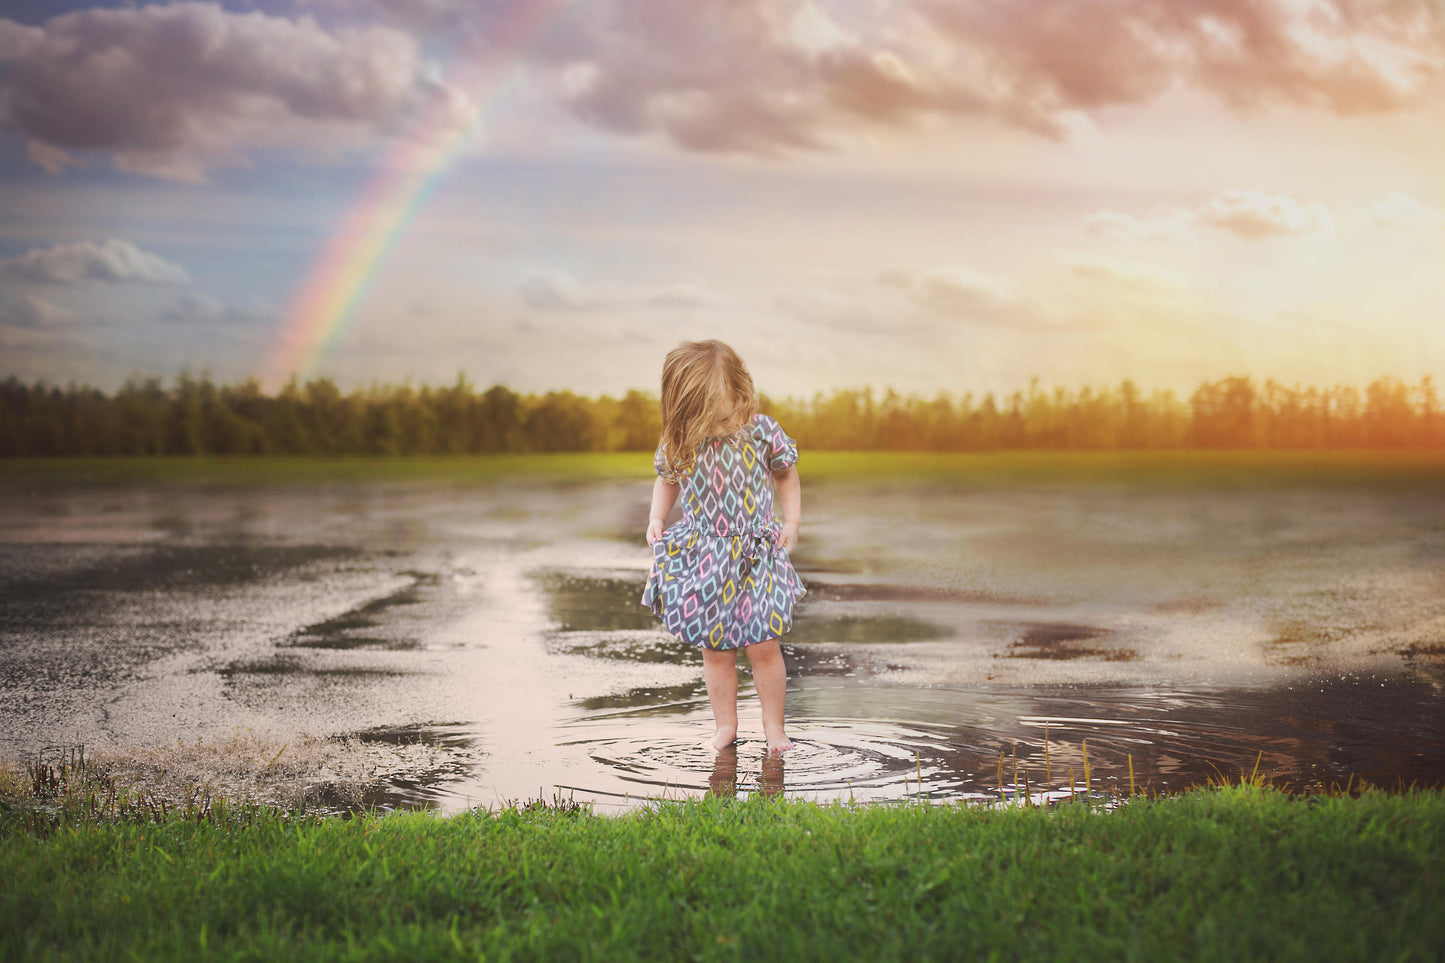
642, 340, 805, 755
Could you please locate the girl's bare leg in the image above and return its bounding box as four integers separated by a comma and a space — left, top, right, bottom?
745, 639, 793, 754
701, 647, 739, 750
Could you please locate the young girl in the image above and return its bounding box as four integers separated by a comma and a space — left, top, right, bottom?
641, 340, 805, 755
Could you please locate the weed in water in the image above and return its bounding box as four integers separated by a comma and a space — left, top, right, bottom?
1044, 721, 1051, 784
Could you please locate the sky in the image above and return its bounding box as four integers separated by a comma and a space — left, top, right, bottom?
1, 0, 1442, 400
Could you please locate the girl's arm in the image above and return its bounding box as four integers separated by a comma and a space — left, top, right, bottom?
646, 477, 681, 545
772, 465, 801, 549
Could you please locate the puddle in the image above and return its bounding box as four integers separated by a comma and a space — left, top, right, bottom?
789, 613, 950, 644
574, 682, 708, 712
549, 633, 701, 665
805, 582, 1040, 606
2, 478, 1443, 811
537, 572, 658, 632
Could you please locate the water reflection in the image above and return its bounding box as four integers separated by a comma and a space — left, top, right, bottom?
540, 570, 948, 645
706, 746, 785, 799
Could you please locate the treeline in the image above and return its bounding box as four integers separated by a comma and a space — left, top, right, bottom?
0, 373, 1441, 456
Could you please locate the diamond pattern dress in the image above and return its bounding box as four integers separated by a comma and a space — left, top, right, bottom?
641, 413, 806, 649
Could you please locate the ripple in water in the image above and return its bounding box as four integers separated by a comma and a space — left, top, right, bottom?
562, 716, 977, 804
362, 675, 1445, 813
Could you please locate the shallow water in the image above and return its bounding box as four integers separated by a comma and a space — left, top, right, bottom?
0, 475, 1441, 810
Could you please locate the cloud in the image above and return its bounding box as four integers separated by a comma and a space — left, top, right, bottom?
518, 268, 723, 311
1194, 188, 1335, 238
0, 294, 74, 329
1083, 209, 1199, 243
1087, 188, 1441, 242
780, 264, 1044, 332
161, 292, 226, 324
1346, 191, 1445, 229
160, 292, 275, 332
920, 0, 1445, 122
0, 2, 469, 181
298, 0, 469, 33
5, 1, 1439, 169
1068, 255, 1194, 297
547, 0, 1445, 155
0, 238, 191, 285
878, 267, 1021, 322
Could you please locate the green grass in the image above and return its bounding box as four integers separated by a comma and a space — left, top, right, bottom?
2, 787, 1442, 962
3, 450, 1445, 489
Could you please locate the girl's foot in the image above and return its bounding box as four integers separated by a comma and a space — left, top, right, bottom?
765, 732, 794, 755
709, 726, 738, 751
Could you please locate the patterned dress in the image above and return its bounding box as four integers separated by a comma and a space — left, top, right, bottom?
642, 413, 806, 650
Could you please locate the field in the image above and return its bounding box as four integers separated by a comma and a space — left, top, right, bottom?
2, 784, 1442, 962
4, 449, 1445, 489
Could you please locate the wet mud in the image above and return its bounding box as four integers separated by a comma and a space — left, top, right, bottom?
1, 476, 1442, 810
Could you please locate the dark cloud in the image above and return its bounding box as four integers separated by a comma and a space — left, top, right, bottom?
0, 2, 463, 180
161, 292, 228, 324
0, 293, 73, 329
0, 238, 191, 284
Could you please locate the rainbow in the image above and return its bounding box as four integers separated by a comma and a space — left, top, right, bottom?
266, 0, 574, 387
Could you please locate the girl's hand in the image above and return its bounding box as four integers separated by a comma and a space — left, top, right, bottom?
779, 521, 799, 551
646, 517, 666, 546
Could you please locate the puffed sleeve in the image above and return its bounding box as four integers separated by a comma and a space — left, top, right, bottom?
654, 442, 681, 482
760, 415, 799, 472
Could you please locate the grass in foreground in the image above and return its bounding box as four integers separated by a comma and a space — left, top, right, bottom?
3, 449, 1445, 490
3, 784, 1441, 963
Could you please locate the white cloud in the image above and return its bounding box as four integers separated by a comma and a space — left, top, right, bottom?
1083, 208, 1199, 243
1346, 191, 1445, 230
1068, 255, 1194, 297
0, 238, 191, 285
1194, 188, 1335, 238
1086, 188, 1442, 243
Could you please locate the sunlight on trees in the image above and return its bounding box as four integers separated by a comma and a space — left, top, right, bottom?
0, 374, 1440, 455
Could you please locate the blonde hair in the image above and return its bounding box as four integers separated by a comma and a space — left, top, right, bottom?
658, 339, 758, 479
